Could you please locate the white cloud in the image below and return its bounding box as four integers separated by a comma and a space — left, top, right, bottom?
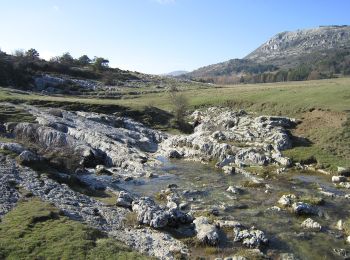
53, 5, 59, 11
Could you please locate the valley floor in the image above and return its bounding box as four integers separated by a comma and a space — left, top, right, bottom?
0, 78, 350, 259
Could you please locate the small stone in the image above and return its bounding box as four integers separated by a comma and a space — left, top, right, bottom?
278, 194, 296, 207
116, 191, 133, 208
232, 257, 247, 260
124, 176, 133, 181
168, 150, 182, 159
292, 202, 318, 215
332, 175, 347, 183
17, 150, 39, 165
301, 218, 322, 231
336, 220, 343, 231
266, 206, 281, 212
233, 226, 269, 249
279, 253, 300, 260
95, 165, 112, 175
145, 172, 157, 178
347, 236, 350, 244
193, 217, 220, 246
179, 202, 189, 210
338, 167, 350, 176
222, 165, 235, 175
227, 186, 242, 194
339, 182, 350, 189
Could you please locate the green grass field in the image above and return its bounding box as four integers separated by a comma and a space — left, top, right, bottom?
0, 198, 150, 260
1, 77, 349, 169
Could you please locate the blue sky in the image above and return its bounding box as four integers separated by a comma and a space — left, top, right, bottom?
1, 0, 349, 74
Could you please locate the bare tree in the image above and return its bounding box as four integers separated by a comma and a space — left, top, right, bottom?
168, 86, 188, 124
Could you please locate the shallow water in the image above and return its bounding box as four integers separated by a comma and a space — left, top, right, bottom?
118, 159, 350, 259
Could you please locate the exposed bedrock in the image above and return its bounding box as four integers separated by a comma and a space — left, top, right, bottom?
4, 104, 167, 175
160, 107, 295, 169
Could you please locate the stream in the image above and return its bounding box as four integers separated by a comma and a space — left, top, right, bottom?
88, 158, 350, 259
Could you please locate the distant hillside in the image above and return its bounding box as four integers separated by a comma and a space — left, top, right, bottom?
186, 25, 350, 84
246, 25, 350, 64
0, 50, 200, 97
161, 70, 189, 77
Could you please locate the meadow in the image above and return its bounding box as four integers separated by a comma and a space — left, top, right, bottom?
1, 77, 349, 169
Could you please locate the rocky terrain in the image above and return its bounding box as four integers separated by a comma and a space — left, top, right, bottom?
1, 103, 350, 259
246, 25, 350, 63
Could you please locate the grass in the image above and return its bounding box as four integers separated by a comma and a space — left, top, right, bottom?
123, 211, 139, 228
0, 149, 17, 158
0, 198, 150, 260
242, 180, 266, 188
245, 165, 279, 179
283, 146, 349, 171
1, 77, 350, 168
299, 195, 325, 206
344, 219, 350, 235
1, 78, 348, 113
0, 104, 36, 123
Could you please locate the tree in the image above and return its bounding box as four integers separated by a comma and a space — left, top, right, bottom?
25, 48, 40, 60
59, 52, 74, 65
307, 70, 321, 80
92, 57, 109, 72
13, 49, 25, 57
78, 55, 91, 66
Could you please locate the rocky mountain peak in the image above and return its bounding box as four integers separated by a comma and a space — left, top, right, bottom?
245, 25, 350, 62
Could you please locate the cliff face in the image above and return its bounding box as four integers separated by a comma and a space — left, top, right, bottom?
245, 26, 350, 63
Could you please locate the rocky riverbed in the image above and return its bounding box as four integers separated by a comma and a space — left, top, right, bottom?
1, 103, 350, 259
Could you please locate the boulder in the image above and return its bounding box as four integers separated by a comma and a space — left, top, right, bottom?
132, 197, 170, 228
131, 197, 192, 229
301, 218, 322, 231
17, 150, 40, 165
193, 217, 220, 246
233, 226, 268, 249
116, 191, 133, 208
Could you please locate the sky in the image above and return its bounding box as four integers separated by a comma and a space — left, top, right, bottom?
0, 0, 350, 74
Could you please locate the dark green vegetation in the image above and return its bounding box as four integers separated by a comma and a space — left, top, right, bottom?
0, 198, 150, 260
185, 48, 350, 84
0, 49, 138, 89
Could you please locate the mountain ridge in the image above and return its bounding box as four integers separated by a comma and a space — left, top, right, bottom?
185, 25, 350, 84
